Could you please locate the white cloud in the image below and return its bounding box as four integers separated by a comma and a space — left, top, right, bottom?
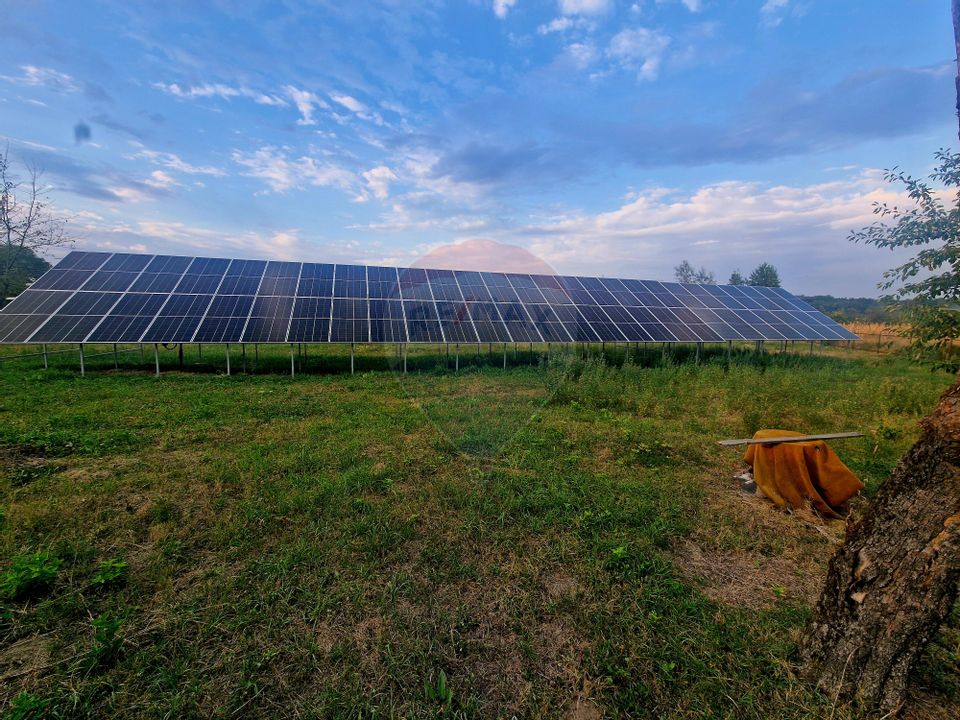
231, 146, 357, 193
566, 42, 599, 69
761, 0, 792, 27
493, 0, 518, 18
658, 0, 703, 11
0, 65, 82, 93
330, 93, 367, 113
558, 0, 612, 15
126, 145, 225, 176
152, 82, 287, 106
79, 219, 309, 260
513, 170, 912, 293
362, 165, 398, 200
538, 16, 574, 34
144, 170, 181, 190
284, 85, 327, 125
607, 27, 672, 80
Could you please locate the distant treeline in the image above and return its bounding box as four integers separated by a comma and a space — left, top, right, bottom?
799, 295, 899, 324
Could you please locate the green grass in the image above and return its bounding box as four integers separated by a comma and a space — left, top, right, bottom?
0, 343, 955, 719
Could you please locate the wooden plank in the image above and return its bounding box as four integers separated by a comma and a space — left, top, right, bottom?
718, 432, 864, 447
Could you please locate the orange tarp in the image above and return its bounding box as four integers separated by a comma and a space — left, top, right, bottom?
743, 429, 863, 518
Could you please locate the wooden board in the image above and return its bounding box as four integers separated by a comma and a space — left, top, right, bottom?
718, 432, 864, 447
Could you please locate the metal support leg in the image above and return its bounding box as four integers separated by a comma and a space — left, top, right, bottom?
242, 344, 247, 373
455, 343, 459, 372
42, 344, 48, 370
351, 343, 355, 374
290, 344, 295, 377
79, 344, 85, 377
154, 344, 160, 376
726, 340, 732, 364
178, 343, 184, 368
695, 342, 701, 364
503, 343, 507, 369
113, 343, 119, 369
403, 344, 407, 374
140, 344, 145, 362
255, 344, 259, 363
226, 344, 231, 376
198, 343, 202, 359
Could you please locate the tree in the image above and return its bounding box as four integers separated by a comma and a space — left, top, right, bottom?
849, 150, 960, 370
728, 269, 747, 285
747, 262, 780, 287
799, 380, 960, 713
0, 247, 49, 303
674, 259, 715, 284
0, 147, 71, 300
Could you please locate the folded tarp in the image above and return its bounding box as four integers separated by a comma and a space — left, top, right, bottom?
743, 429, 864, 518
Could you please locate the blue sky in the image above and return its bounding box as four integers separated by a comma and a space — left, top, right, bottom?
0, 0, 953, 295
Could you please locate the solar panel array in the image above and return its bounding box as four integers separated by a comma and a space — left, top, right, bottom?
0, 251, 859, 345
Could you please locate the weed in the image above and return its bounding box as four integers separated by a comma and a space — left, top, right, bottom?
3, 692, 48, 720
424, 670, 454, 713
90, 558, 128, 588
1, 552, 60, 600
87, 613, 124, 669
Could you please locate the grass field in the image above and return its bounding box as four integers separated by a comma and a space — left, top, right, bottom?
0, 344, 957, 719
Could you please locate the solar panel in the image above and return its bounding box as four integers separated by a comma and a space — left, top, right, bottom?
0, 251, 860, 344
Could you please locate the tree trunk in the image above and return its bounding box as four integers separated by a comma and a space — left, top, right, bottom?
800, 379, 960, 714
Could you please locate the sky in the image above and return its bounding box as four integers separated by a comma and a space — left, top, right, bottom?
0, 0, 954, 296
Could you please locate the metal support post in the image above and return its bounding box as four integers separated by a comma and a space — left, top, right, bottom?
290, 344, 295, 377
154, 343, 160, 376
178, 343, 184, 368
455, 343, 459, 372
42, 344, 48, 370
242, 344, 247, 373
225, 344, 231, 376
351, 343, 355, 374
79, 344, 85, 377
403, 344, 407, 373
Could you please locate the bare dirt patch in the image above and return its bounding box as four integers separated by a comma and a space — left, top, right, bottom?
678, 474, 848, 609
567, 695, 602, 720
676, 539, 823, 609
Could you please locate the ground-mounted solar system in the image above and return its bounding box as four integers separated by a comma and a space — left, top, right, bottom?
0, 252, 859, 352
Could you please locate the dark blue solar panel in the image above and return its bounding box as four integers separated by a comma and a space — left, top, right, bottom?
0, 314, 50, 342
1, 251, 858, 344
3, 290, 67, 315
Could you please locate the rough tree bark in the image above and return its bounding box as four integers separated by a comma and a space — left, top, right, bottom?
800, 380, 960, 714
